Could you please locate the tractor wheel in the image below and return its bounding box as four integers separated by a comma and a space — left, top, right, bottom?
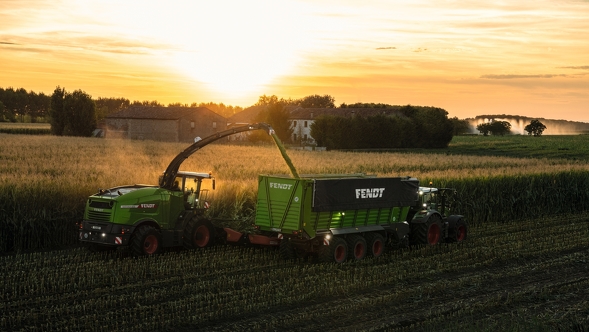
184, 218, 216, 249
319, 236, 348, 263
279, 239, 296, 260
411, 215, 442, 245
346, 235, 367, 261
131, 226, 162, 256
364, 232, 386, 258
448, 218, 468, 243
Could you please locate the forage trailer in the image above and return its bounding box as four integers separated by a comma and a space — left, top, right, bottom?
252, 174, 468, 263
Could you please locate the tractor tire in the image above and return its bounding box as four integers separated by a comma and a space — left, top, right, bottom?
347, 234, 367, 261
447, 218, 468, 243
411, 214, 442, 245
279, 238, 296, 260
319, 236, 348, 263
131, 226, 162, 256
183, 218, 216, 249
364, 232, 386, 258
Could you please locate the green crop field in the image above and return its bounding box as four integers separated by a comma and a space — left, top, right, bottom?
1, 133, 589, 331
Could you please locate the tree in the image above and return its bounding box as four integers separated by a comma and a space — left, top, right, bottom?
295, 94, 335, 108
477, 121, 511, 136
49, 86, 66, 135
450, 117, 471, 135
524, 119, 547, 137
250, 96, 293, 143
489, 121, 512, 136
0, 101, 5, 122
63, 90, 96, 136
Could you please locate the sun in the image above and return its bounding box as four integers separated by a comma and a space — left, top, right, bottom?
160, 1, 314, 98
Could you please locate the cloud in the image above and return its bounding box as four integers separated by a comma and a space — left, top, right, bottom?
480, 74, 568, 79
0, 41, 16, 45
559, 66, 589, 70
375, 47, 396, 50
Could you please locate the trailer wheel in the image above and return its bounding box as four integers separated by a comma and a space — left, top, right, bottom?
347, 235, 367, 260
319, 236, 348, 263
411, 215, 442, 245
131, 226, 162, 256
184, 218, 216, 249
365, 233, 386, 258
279, 239, 296, 260
448, 218, 468, 243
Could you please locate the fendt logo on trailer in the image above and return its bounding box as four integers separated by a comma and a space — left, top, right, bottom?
355, 188, 385, 199
269, 182, 293, 190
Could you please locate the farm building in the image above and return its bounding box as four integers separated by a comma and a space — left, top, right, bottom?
289, 108, 407, 143
105, 106, 227, 142
228, 106, 405, 144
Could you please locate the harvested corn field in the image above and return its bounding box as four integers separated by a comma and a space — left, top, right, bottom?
2, 213, 588, 331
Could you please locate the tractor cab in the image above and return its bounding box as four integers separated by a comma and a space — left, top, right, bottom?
163, 171, 215, 210
418, 186, 457, 218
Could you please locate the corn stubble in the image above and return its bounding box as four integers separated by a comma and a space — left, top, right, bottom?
1, 213, 588, 331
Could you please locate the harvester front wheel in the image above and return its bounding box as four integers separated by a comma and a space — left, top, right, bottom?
319, 236, 348, 263
411, 215, 442, 245
184, 218, 216, 249
347, 235, 367, 261
448, 218, 468, 243
131, 226, 162, 256
365, 233, 386, 258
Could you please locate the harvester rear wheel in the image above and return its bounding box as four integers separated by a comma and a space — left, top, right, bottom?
319, 236, 348, 263
365, 233, 386, 258
448, 218, 468, 243
411, 215, 442, 245
131, 226, 162, 256
184, 218, 216, 249
347, 235, 367, 260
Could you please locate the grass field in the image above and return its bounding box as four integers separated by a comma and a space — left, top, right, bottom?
1, 133, 589, 331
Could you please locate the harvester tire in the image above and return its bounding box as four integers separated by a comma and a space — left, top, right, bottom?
448, 218, 468, 243
131, 226, 162, 256
319, 236, 348, 263
364, 232, 386, 258
184, 218, 216, 249
347, 235, 367, 260
411, 215, 442, 245
279, 239, 296, 260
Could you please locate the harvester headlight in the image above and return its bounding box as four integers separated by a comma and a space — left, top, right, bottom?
325, 234, 331, 240
102, 233, 106, 237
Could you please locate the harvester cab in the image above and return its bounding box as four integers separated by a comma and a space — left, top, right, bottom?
162, 171, 215, 210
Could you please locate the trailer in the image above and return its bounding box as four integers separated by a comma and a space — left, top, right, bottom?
254, 174, 467, 263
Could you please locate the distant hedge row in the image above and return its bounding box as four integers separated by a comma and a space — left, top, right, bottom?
0, 128, 51, 135
310, 105, 454, 149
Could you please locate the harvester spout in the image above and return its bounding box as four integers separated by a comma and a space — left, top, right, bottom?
159, 123, 299, 189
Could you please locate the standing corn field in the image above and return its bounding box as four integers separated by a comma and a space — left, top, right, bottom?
2, 133, 589, 251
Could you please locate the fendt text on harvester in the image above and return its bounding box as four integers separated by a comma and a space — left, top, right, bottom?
79, 123, 468, 263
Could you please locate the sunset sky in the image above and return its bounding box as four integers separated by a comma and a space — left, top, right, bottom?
1, 0, 588, 122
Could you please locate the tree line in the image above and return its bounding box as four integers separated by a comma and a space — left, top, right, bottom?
0, 86, 247, 124
310, 105, 455, 149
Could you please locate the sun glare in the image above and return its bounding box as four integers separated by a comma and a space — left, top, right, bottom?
160, 1, 315, 98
